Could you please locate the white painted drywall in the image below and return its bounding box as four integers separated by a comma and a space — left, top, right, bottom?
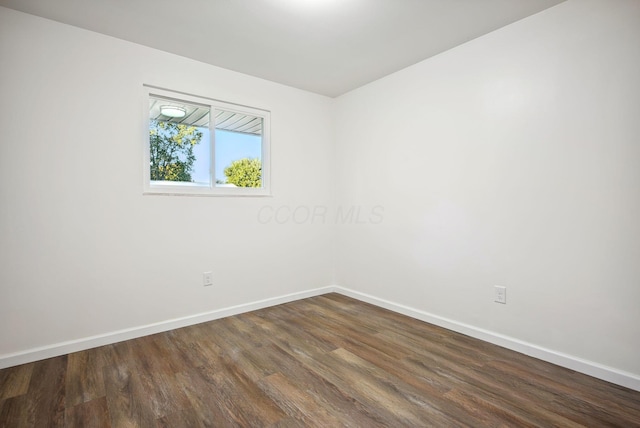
334, 0, 640, 376
0, 7, 335, 356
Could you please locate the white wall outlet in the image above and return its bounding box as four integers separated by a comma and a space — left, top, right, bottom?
203, 271, 213, 286
494, 285, 506, 304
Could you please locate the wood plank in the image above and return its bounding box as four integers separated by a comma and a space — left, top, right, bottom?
0, 363, 34, 400
480, 358, 640, 426
174, 368, 240, 427
323, 347, 461, 426
1, 293, 640, 427
65, 349, 106, 407
201, 361, 287, 426
258, 343, 390, 427
258, 372, 346, 427
155, 405, 201, 428
27, 356, 67, 427
102, 362, 156, 427
0, 395, 32, 428
127, 336, 191, 419
64, 397, 110, 428
162, 329, 217, 371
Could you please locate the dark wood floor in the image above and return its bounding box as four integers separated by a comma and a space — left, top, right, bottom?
1, 293, 639, 427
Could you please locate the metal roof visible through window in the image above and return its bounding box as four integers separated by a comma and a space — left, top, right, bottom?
149, 98, 262, 135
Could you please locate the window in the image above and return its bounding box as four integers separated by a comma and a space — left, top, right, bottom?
143, 86, 270, 196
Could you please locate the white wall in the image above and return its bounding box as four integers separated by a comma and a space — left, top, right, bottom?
335, 0, 640, 378
0, 7, 335, 358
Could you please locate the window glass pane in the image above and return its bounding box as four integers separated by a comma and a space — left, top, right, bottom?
190, 127, 210, 186
144, 87, 270, 196
148, 97, 210, 186
214, 110, 263, 188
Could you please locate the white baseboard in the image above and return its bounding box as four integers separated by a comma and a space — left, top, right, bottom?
333, 286, 640, 392
2, 284, 639, 393
0, 286, 336, 370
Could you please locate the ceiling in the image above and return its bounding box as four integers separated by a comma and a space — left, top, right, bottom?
0, 0, 564, 97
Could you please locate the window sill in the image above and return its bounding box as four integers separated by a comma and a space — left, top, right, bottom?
143, 186, 272, 197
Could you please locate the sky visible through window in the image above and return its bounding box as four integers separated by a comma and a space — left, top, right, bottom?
191, 128, 262, 184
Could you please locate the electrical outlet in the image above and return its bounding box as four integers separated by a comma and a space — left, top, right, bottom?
494, 285, 506, 304
203, 271, 213, 286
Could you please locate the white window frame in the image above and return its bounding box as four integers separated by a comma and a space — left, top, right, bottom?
143, 85, 271, 196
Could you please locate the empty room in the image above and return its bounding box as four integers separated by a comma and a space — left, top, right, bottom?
1, 0, 639, 426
